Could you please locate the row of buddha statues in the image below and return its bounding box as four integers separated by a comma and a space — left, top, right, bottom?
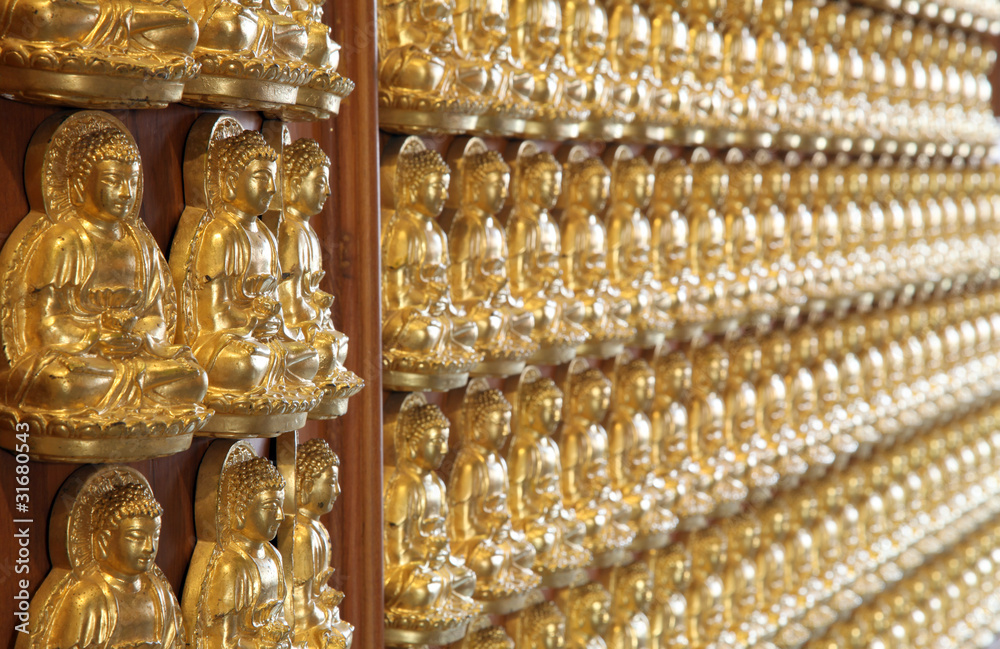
0, 0, 352, 119
16, 436, 353, 649
857, 0, 1000, 33
376, 0, 999, 152
379, 133, 1000, 392
380, 278, 1000, 646
0, 110, 363, 463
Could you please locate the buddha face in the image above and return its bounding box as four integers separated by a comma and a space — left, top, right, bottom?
580, 381, 611, 420
528, 166, 562, 210
412, 424, 450, 470
303, 464, 340, 517
572, 3, 608, 68
95, 514, 161, 577
238, 488, 285, 543
627, 573, 653, 612
228, 158, 277, 217
577, 170, 610, 212
620, 169, 652, 209
660, 359, 692, 396
627, 370, 655, 411
664, 218, 689, 269
75, 159, 141, 224
656, 167, 692, 206
418, 0, 458, 39
476, 405, 512, 449
584, 598, 611, 636
530, 393, 564, 435
474, 170, 510, 214
529, 0, 561, 62
697, 215, 726, 268
288, 164, 332, 217
413, 171, 450, 217
535, 621, 565, 649
463, 0, 507, 53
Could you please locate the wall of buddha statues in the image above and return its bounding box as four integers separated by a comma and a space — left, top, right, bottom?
0, 0, 999, 648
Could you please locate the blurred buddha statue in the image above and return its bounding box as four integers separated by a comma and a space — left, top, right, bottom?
607, 562, 654, 649
0, 111, 208, 461
506, 144, 588, 365
687, 528, 731, 649
513, 601, 567, 649
271, 135, 364, 419
381, 137, 480, 391
448, 383, 540, 613
606, 0, 661, 139
563, 583, 612, 649
562, 0, 627, 139
283, 438, 353, 649
650, 543, 691, 649
172, 116, 321, 436
559, 362, 635, 565
559, 150, 634, 358
383, 395, 480, 645
27, 467, 183, 649
508, 367, 592, 587
604, 149, 671, 348
449, 140, 536, 377
606, 355, 677, 551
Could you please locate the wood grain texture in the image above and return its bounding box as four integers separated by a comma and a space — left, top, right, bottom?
0, 0, 385, 640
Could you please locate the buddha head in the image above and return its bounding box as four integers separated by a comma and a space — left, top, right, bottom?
567, 157, 611, 214
693, 343, 729, 393
615, 561, 653, 616
570, 367, 612, 421
692, 526, 726, 572
561, 0, 608, 70
467, 387, 513, 451
224, 456, 286, 543
568, 583, 612, 639
214, 131, 278, 219
398, 402, 452, 471
511, 0, 562, 66
466, 626, 514, 649
521, 376, 564, 438
612, 157, 654, 211
464, 150, 511, 215
730, 336, 762, 384
283, 138, 332, 219
92, 483, 163, 578
653, 158, 693, 210
68, 128, 141, 225
397, 147, 451, 218
523, 601, 567, 649
608, 0, 651, 76
296, 438, 341, 518
730, 511, 762, 554
654, 543, 691, 591
619, 358, 655, 413
517, 151, 563, 211
654, 349, 693, 400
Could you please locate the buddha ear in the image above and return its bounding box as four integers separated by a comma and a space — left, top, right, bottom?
222, 171, 239, 202
70, 175, 87, 206
93, 529, 111, 560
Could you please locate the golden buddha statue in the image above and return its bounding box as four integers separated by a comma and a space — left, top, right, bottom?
606, 562, 654, 649
508, 367, 592, 588
511, 601, 567, 649
455, 625, 516, 649
725, 513, 767, 645
722, 0, 766, 138
23, 466, 183, 649
380, 137, 480, 392
0, 0, 198, 108
281, 0, 355, 120
726, 335, 778, 500
559, 149, 634, 359
183, 441, 292, 649
648, 155, 703, 339
562, 583, 612, 649
448, 382, 540, 613
690, 343, 748, 517
559, 361, 635, 566
755, 0, 791, 137
650, 544, 691, 649
266, 132, 364, 419
606, 0, 661, 140
606, 354, 677, 551
510, 0, 586, 139
383, 394, 480, 645
506, 143, 588, 365
0, 111, 208, 462
171, 115, 321, 437
454, 0, 536, 135
724, 152, 771, 322
790, 491, 836, 633
604, 148, 670, 348
687, 528, 732, 649
183, 0, 315, 114
280, 438, 353, 649
449, 140, 537, 377
376, 0, 489, 133
688, 151, 743, 334
651, 346, 716, 527
757, 330, 807, 483
685, 0, 734, 139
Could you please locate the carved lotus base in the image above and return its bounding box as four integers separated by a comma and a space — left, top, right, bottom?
384, 620, 472, 647
379, 89, 488, 135
182, 55, 311, 115
0, 65, 188, 109
383, 368, 470, 392
308, 370, 366, 420
578, 118, 625, 142
197, 385, 323, 437
630, 329, 666, 350
469, 358, 527, 379
476, 586, 539, 616
591, 547, 633, 569
279, 73, 357, 121
539, 566, 589, 589
476, 113, 529, 138
521, 118, 580, 141
528, 343, 577, 366
0, 405, 209, 462
576, 338, 626, 360
629, 530, 672, 553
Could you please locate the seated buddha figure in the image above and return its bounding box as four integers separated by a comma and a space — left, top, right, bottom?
604, 152, 671, 348
281, 438, 353, 649
563, 583, 613, 649
0, 0, 198, 107
448, 385, 540, 613
561, 0, 626, 137
606, 0, 659, 135
173, 119, 321, 436
651, 544, 691, 649
559, 364, 636, 565
0, 113, 207, 461
381, 138, 480, 391
724, 154, 770, 319
507, 369, 592, 587
274, 137, 363, 419
560, 153, 634, 359
190, 448, 292, 649
291, 0, 341, 69
29, 469, 183, 649
383, 397, 480, 644
506, 146, 588, 364
686, 528, 731, 649
514, 601, 568, 649
449, 143, 537, 376
726, 336, 778, 497
606, 356, 677, 551
607, 562, 654, 649
648, 157, 703, 335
